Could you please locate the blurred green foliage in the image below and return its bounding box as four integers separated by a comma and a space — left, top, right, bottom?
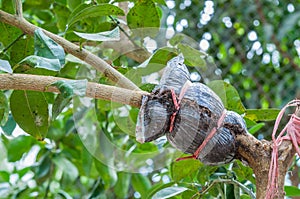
0, 0, 299, 198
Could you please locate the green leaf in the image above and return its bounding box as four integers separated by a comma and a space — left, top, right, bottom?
50, 79, 88, 98
127, 0, 160, 37
244, 108, 280, 122
178, 43, 206, 69
0, 91, 8, 125
34, 29, 65, 65
171, 159, 202, 182
146, 182, 176, 199
114, 172, 131, 198
1, 115, 16, 136
135, 47, 177, 76
74, 27, 120, 41
7, 135, 33, 162
19, 55, 61, 71
67, 4, 125, 27
207, 80, 246, 114
33, 154, 52, 183
152, 186, 188, 199
53, 156, 79, 182
94, 159, 117, 189
10, 90, 49, 140
131, 173, 151, 197
0, 59, 12, 73
284, 186, 300, 196
248, 122, 265, 134
52, 94, 72, 120
169, 33, 185, 46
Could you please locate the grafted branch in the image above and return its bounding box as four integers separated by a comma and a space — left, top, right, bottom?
0, 74, 148, 107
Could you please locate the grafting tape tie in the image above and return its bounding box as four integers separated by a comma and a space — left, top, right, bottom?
266, 99, 300, 199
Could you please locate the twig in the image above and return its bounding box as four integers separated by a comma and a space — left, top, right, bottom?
14, 0, 23, 18
0, 73, 148, 107
196, 179, 256, 199
0, 9, 140, 90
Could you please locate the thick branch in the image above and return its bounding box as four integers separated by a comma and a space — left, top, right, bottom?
0, 74, 148, 107
0, 10, 139, 90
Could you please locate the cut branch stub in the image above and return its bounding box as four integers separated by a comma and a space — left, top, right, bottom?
136, 55, 249, 166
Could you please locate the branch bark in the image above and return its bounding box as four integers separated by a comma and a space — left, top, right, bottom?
0, 9, 139, 90
0, 73, 148, 107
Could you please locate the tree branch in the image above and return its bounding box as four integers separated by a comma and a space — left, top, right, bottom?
14, 0, 23, 17
0, 73, 148, 107
0, 9, 140, 91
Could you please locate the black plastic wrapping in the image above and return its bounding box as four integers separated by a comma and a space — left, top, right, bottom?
136, 55, 247, 165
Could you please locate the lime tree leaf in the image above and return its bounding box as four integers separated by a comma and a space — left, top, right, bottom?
248, 122, 265, 134
0, 92, 9, 125
10, 90, 49, 140
0, 59, 12, 73
94, 159, 117, 189
285, 186, 300, 196
127, 0, 160, 37
207, 80, 246, 114
146, 182, 176, 199
152, 186, 188, 199
34, 29, 65, 65
19, 55, 61, 71
52, 94, 72, 120
244, 108, 280, 122
53, 156, 79, 182
67, 4, 125, 27
169, 33, 185, 46
171, 159, 202, 182
1, 115, 16, 136
74, 27, 120, 41
178, 43, 206, 69
131, 173, 151, 197
7, 135, 33, 162
135, 47, 177, 76
51, 79, 88, 98
114, 172, 131, 198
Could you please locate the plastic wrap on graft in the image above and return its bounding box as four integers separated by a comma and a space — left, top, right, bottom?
136, 55, 247, 165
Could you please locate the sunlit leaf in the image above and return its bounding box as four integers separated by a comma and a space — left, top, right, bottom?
171, 159, 202, 182
178, 43, 206, 69
34, 29, 65, 65
10, 90, 49, 140
19, 55, 61, 71
207, 80, 246, 114
169, 33, 185, 46
285, 186, 300, 196
244, 108, 280, 122
67, 4, 124, 27
0, 59, 12, 73
152, 186, 188, 199
74, 27, 120, 41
